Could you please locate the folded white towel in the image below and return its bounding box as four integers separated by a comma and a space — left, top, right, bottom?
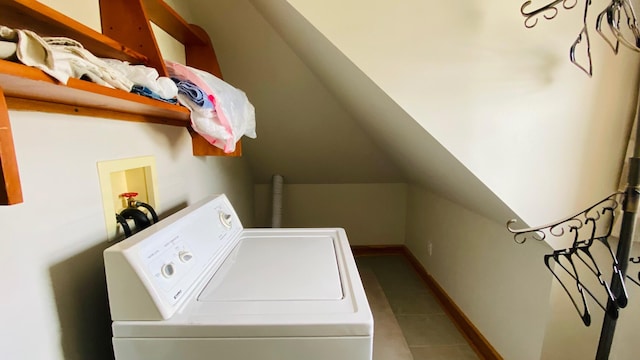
0, 25, 69, 83
0, 41, 17, 59
0, 25, 133, 91
51, 44, 134, 91
102, 58, 177, 98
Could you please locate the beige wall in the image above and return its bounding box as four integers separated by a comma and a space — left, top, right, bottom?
0, 1, 253, 359
37, 0, 101, 31
255, 183, 406, 245
404, 185, 553, 359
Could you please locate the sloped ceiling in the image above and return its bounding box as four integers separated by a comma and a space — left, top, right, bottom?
187, 0, 640, 225
185, 0, 518, 224
247, 0, 640, 226
245, 0, 519, 224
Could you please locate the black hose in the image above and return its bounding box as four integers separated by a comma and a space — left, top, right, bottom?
119, 208, 152, 231
115, 213, 132, 238
135, 201, 159, 223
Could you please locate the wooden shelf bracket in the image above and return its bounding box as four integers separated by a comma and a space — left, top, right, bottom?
0, 87, 23, 205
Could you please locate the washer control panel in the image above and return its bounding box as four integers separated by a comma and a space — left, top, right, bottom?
105, 194, 244, 320
138, 197, 243, 307
144, 235, 197, 294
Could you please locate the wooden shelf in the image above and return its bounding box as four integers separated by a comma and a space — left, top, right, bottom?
0, 0, 148, 64
101, 0, 236, 156
0, 59, 190, 126
0, 0, 243, 205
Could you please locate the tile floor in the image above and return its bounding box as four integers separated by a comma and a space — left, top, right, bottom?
356, 254, 479, 360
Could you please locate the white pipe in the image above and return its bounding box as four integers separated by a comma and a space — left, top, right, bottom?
271, 174, 284, 228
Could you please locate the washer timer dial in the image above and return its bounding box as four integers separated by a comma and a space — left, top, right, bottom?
161, 263, 176, 278
219, 211, 232, 229
178, 251, 194, 263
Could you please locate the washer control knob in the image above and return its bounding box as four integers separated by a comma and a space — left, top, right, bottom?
161, 263, 175, 278
219, 211, 232, 229
178, 251, 193, 263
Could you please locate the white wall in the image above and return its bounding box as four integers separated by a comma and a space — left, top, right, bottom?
404, 185, 553, 359
0, 1, 254, 359
254, 183, 406, 245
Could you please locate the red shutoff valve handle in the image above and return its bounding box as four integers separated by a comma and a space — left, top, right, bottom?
120, 192, 139, 199
120, 192, 139, 208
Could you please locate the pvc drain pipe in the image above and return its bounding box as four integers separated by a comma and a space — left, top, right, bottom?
271, 174, 284, 228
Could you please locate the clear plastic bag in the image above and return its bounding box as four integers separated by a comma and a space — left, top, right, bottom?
166, 60, 255, 153
189, 67, 256, 150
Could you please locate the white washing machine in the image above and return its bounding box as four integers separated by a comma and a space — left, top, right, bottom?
104, 194, 373, 360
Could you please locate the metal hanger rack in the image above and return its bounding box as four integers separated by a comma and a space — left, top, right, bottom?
508, 1, 640, 358
520, 0, 640, 76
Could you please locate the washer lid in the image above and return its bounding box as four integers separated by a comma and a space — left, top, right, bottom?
198, 235, 343, 302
